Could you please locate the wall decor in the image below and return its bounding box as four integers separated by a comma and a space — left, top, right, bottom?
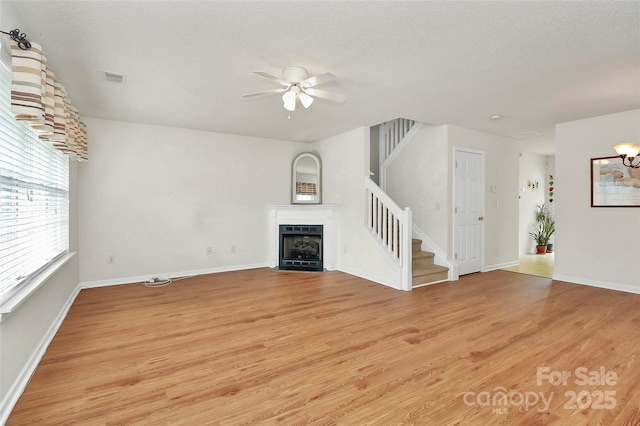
292, 152, 321, 204
591, 156, 640, 207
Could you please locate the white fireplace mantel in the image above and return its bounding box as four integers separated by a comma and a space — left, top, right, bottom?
267, 205, 340, 271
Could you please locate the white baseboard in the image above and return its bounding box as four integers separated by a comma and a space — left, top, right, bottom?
553, 274, 640, 295
0, 283, 81, 425
484, 260, 520, 272
79, 263, 270, 289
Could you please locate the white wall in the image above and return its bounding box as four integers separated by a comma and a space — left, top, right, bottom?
555, 109, 640, 293
385, 124, 449, 252
78, 119, 397, 286
315, 127, 397, 286
447, 125, 520, 270
78, 118, 307, 284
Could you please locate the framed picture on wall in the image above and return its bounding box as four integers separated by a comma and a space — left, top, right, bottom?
591, 156, 640, 207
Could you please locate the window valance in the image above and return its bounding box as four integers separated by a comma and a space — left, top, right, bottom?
10, 41, 88, 160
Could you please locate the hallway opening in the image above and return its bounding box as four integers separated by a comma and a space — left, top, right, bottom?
503, 253, 554, 278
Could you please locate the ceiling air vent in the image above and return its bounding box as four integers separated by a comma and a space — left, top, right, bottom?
103, 70, 125, 83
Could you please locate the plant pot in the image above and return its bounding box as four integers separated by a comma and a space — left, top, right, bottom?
536, 245, 547, 254
546, 243, 553, 253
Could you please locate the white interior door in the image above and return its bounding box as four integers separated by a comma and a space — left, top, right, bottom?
454, 149, 484, 275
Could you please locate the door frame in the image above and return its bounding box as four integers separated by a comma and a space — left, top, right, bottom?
452, 147, 486, 277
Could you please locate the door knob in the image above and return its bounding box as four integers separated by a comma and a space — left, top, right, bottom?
478, 216, 484, 221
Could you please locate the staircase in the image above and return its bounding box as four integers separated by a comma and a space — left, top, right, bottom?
365, 118, 451, 291
365, 176, 413, 291
412, 240, 448, 287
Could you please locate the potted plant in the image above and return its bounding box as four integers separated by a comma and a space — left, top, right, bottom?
529, 221, 549, 254
534, 202, 550, 223
530, 203, 555, 254
541, 214, 555, 253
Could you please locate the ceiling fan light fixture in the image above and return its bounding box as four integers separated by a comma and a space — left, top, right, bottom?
299, 92, 314, 109
282, 90, 296, 111
282, 66, 308, 83
244, 67, 343, 111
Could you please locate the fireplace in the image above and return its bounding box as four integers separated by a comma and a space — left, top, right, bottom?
267, 205, 337, 271
279, 224, 323, 271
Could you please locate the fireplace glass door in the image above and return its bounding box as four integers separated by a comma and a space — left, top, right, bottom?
279, 225, 323, 271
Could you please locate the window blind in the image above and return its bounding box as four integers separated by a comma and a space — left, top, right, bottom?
0, 60, 69, 303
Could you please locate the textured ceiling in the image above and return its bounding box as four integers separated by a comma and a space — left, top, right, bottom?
4, 1, 640, 153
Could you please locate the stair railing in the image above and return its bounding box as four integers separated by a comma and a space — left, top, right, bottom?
379, 118, 415, 164
378, 118, 420, 190
364, 176, 412, 291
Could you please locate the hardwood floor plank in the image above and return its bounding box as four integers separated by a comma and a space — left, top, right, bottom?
8, 269, 640, 425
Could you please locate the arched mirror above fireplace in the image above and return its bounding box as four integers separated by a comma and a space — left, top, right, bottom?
292, 152, 321, 204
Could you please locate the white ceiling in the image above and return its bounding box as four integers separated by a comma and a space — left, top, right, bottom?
5, 1, 640, 154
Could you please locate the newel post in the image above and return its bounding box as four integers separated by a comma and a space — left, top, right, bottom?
401, 207, 412, 291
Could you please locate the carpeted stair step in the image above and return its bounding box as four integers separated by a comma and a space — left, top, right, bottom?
413, 250, 435, 268
411, 238, 448, 286
412, 265, 450, 286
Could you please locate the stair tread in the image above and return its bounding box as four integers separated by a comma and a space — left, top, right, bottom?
411, 240, 448, 285
412, 250, 435, 259
413, 265, 449, 275
412, 268, 449, 285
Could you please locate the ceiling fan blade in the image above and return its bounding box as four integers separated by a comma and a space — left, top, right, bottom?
242, 88, 288, 98
301, 72, 337, 88
254, 71, 289, 86
304, 88, 345, 103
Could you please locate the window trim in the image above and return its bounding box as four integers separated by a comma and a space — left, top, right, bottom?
0, 251, 75, 322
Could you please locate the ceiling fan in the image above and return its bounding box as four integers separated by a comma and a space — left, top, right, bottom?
243, 66, 345, 111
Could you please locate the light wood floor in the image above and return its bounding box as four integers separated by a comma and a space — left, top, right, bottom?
9, 268, 640, 425
503, 253, 555, 278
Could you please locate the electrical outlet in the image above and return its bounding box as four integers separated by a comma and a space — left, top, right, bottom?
206, 247, 213, 255
107, 255, 115, 264
230, 245, 236, 253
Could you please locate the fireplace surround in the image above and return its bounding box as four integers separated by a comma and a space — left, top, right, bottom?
267, 205, 339, 272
